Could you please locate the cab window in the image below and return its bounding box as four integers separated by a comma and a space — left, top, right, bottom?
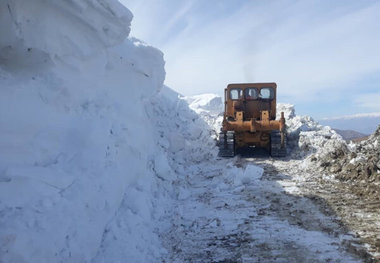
244, 88, 258, 100
259, 87, 274, 99
229, 88, 242, 100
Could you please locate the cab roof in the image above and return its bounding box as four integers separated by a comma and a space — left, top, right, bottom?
227, 83, 277, 89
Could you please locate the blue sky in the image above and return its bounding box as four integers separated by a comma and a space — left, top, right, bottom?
121, 0, 380, 119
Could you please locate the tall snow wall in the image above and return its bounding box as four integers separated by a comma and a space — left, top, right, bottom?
0, 0, 186, 262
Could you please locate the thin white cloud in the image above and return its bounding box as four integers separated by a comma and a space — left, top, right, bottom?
321, 112, 380, 121
355, 92, 380, 111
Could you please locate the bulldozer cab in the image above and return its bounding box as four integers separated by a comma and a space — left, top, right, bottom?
224, 83, 277, 121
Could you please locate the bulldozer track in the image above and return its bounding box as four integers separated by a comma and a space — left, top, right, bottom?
270, 131, 287, 157
218, 131, 235, 157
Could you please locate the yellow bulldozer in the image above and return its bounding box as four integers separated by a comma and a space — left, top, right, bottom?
218, 83, 287, 157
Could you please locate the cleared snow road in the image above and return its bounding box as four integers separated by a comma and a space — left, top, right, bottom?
162, 155, 365, 263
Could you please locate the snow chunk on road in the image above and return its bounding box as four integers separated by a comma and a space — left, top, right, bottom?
239, 165, 263, 185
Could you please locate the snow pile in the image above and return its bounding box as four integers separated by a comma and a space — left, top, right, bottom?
0, 0, 132, 68
185, 94, 224, 138
90, 87, 222, 262
237, 164, 263, 185
0, 1, 198, 262
314, 125, 380, 183
276, 103, 296, 119
185, 93, 223, 115
147, 87, 219, 168
275, 103, 345, 158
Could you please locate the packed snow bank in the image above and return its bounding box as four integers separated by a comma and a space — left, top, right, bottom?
185, 94, 223, 139
0, 0, 132, 67
91, 85, 224, 262
149, 89, 219, 166
0, 1, 176, 262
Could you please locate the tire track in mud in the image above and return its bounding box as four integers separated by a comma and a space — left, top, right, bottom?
163, 157, 364, 263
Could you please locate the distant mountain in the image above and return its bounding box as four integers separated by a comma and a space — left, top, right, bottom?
318, 113, 380, 135
333, 129, 369, 141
